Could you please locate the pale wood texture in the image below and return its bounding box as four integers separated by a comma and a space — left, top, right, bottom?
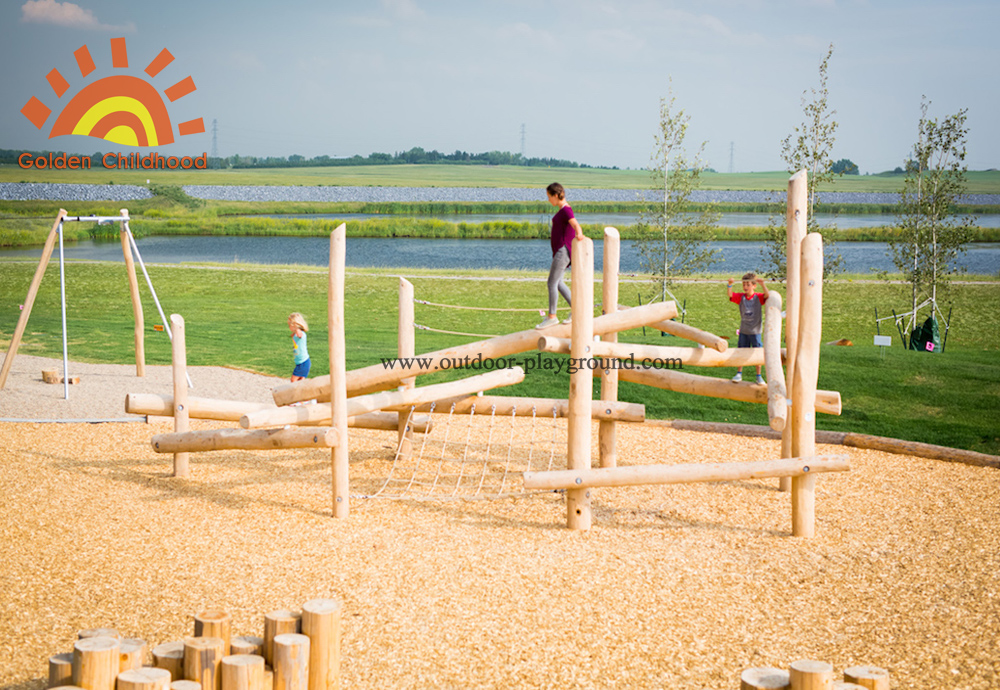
842, 666, 890, 690
302, 598, 342, 690
118, 638, 148, 672
789, 659, 833, 689
169, 681, 202, 690
833, 683, 866, 689
78, 628, 119, 640
0, 209, 66, 390
71, 637, 120, 690
170, 314, 190, 478
781, 170, 808, 492
49, 652, 74, 687
120, 215, 145, 377
242, 368, 525, 430
741, 667, 791, 690
152, 641, 185, 680
566, 236, 594, 531
405, 395, 644, 423
117, 668, 171, 690
791, 233, 824, 538
523, 455, 849, 491
538, 335, 770, 367
151, 427, 339, 454
230, 637, 264, 657
271, 300, 677, 406
272, 634, 310, 690
600, 227, 621, 468
329, 224, 349, 518
263, 611, 301, 667
194, 611, 232, 656
398, 277, 415, 460
652, 317, 729, 352
220, 654, 265, 690
184, 637, 225, 690
763, 291, 787, 431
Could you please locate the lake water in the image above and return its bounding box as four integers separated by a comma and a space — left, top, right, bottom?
3, 236, 998, 275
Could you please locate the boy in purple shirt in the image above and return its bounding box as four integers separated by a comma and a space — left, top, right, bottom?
727, 272, 769, 384
536, 182, 585, 329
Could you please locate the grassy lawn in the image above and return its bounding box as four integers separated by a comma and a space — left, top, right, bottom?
1, 260, 997, 454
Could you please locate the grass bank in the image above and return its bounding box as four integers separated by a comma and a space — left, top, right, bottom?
1, 261, 997, 454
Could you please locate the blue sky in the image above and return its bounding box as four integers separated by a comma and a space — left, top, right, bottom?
1, 0, 997, 173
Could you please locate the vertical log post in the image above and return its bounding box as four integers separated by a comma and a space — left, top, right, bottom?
49, 652, 74, 687
171, 314, 190, 478
152, 641, 185, 680
170, 681, 202, 690
329, 224, 349, 517
843, 666, 890, 690
221, 655, 265, 690
272, 634, 309, 690
740, 667, 790, 689
599, 227, 620, 468
118, 668, 171, 690
566, 236, 594, 530
263, 610, 301, 668
230, 636, 263, 657
781, 170, 807, 492
119, 638, 148, 672
120, 210, 145, 376
397, 277, 415, 460
72, 637, 120, 690
302, 598, 342, 690
78, 629, 119, 640
789, 659, 833, 689
791, 233, 824, 538
0, 209, 66, 390
763, 291, 787, 432
183, 637, 225, 690
195, 611, 232, 656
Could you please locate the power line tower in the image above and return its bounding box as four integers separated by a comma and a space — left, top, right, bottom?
211, 119, 219, 168
728, 141, 734, 174
520, 123, 526, 161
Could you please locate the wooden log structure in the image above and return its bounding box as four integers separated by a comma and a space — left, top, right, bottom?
118, 668, 171, 690
171, 314, 190, 478
789, 659, 833, 689
329, 223, 350, 518
183, 637, 225, 690
401, 394, 644, 423
740, 667, 790, 690
169, 681, 202, 690
120, 210, 145, 377
272, 634, 310, 690
842, 666, 890, 690
194, 611, 232, 656
220, 655, 265, 690
398, 277, 416, 460
610, 365, 840, 416
271, 299, 679, 406
242, 368, 526, 430
230, 636, 264, 657
781, 169, 808, 492
119, 638, 148, 672
49, 652, 74, 687
263, 610, 301, 667
615, 305, 729, 352
566, 235, 594, 531
302, 598, 342, 690
151, 427, 340, 454
125, 394, 430, 432
72, 637, 120, 690
151, 641, 185, 679
0, 209, 66, 390
78, 628, 120, 640
791, 233, 824, 538
763, 291, 788, 432
600, 227, 621, 468
537, 335, 773, 368
523, 455, 849, 491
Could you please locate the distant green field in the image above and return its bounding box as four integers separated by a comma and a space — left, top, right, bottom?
3, 163, 999, 193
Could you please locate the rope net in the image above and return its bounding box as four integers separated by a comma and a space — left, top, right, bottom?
352, 401, 569, 501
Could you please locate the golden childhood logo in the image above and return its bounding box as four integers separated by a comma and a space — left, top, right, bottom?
19, 37, 207, 169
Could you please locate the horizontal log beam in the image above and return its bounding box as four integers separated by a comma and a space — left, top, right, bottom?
151, 427, 339, 454
537, 336, 775, 368
619, 307, 727, 352
272, 300, 678, 406
397, 394, 645, 422
522, 454, 850, 490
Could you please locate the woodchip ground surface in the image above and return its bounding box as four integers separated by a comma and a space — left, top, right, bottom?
0, 357, 997, 689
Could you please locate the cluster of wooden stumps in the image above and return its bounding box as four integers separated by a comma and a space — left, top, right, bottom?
46, 601, 341, 690
740, 660, 889, 689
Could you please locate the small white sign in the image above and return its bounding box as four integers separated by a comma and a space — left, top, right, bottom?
874, 335, 892, 347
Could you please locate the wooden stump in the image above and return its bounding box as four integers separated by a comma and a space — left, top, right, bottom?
843, 666, 890, 690
49, 652, 74, 687
195, 611, 232, 656
221, 654, 266, 690
78, 628, 119, 640
741, 667, 790, 689
118, 667, 171, 690
119, 638, 148, 672
302, 599, 341, 690
789, 659, 833, 689
263, 611, 301, 667
42, 369, 59, 384
169, 681, 201, 690
184, 637, 225, 690
71, 637, 120, 690
230, 636, 264, 657
833, 683, 866, 689
263, 668, 273, 690
272, 634, 309, 690
152, 641, 185, 680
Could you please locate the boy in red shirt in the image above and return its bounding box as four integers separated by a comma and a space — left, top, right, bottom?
727, 272, 769, 384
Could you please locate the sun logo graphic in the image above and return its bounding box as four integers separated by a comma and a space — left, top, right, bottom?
20, 37, 203, 147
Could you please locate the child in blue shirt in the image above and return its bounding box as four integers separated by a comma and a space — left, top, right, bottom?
288, 312, 310, 381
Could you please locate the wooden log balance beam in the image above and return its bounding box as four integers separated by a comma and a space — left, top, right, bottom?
151, 427, 340, 454
243, 367, 525, 429
399, 394, 644, 423
522, 454, 849, 491
124, 393, 431, 432
271, 300, 679, 406
615, 305, 728, 352
537, 335, 774, 368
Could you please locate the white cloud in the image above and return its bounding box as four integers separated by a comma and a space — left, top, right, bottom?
380, 0, 425, 22
21, 0, 135, 31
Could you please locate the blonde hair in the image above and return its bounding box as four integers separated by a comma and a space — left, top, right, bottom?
288, 312, 308, 332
